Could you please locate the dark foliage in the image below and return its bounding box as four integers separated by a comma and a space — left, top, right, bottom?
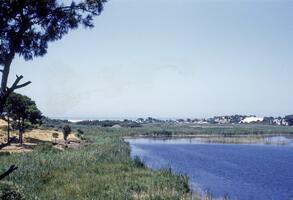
41, 117, 71, 129
285, 115, 293, 126
76, 120, 142, 128
3, 92, 42, 144
0, 0, 107, 113
77, 129, 84, 135
0, 0, 107, 63
133, 156, 144, 168
62, 125, 71, 141
150, 130, 173, 136
0, 181, 25, 200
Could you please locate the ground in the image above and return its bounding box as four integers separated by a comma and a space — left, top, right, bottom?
0, 119, 81, 153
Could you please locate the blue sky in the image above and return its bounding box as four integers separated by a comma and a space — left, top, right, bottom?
9, 0, 293, 119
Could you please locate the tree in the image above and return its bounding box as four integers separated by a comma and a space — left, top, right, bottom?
0, 0, 107, 182
285, 115, 293, 126
4, 92, 42, 144
62, 125, 71, 141
263, 117, 274, 125
0, 0, 107, 114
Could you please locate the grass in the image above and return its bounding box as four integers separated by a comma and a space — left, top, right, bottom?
188, 135, 289, 145
138, 123, 293, 136
0, 126, 191, 200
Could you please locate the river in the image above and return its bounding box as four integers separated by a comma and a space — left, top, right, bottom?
126, 137, 293, 200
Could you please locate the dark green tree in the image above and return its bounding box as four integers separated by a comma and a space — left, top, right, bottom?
285, 115, 293, 126
4, 92, 42, 144
0, 0, 107, 114
62, 125, 71, 141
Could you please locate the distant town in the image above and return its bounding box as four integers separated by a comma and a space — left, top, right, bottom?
49, 115, 293, 128
135, 115, 292, 126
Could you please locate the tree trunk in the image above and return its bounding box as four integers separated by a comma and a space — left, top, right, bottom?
21, 118, 24, 145
18, 118, 22, 145
1, 55, 13, 91
7, 113, 10, 144
0, 54, 14, 115
0, 94, 8, 115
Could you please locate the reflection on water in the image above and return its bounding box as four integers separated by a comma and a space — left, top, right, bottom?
127, 137, 293, 200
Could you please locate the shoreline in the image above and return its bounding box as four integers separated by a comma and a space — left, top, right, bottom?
124, 134, 293, 145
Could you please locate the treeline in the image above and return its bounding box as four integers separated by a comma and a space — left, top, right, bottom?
76, 120, 141, 128
41, 117, 71, 129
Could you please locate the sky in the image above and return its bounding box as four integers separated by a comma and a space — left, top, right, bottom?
9, 0, 293, 119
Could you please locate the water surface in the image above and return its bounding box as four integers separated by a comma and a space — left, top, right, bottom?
127, 138, 293, 200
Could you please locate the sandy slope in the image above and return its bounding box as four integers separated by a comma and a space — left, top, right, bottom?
0, 119, 80, 153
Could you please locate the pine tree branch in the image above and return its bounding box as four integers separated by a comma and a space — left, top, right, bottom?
0, 165, 18, 181
8, 75, 31, 92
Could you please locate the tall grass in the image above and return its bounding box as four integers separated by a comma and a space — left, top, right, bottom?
0, 127, 191, 200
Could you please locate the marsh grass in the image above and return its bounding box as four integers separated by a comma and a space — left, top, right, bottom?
197, 135, 289, 144
135, 123, 293, 136
0, 127, 191, 200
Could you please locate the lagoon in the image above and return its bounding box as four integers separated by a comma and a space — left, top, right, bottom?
127, 138, 293, 200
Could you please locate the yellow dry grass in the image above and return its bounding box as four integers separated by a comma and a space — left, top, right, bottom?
0, 119, 80, 153
24, 129, 79, 143
0, 119, 8, 143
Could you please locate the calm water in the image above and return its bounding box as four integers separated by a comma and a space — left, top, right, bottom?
126, 138, 293, 200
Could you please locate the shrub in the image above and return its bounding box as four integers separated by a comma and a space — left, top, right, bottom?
152, 130, 172, 136
133, 156, 144, 168
77, 129, 84, 135
0, 181, 25, 200
62, 125, 71, 141
77, 129, 84, 138
52, 132, 59, 143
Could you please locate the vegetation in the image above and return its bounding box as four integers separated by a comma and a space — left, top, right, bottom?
2, 121, 293, 199
0, 181, 25, 200
62, 125, 71, 141
76, 119, 141, 128
137, 123, 293, 136
0, 0, 107, 114
0, 0, 107, 182
4, 92, 42, 144
0, 126, 191, 200
285, 115, 293, 126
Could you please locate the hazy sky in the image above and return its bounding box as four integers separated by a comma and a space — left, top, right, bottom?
9, 0, 293, 119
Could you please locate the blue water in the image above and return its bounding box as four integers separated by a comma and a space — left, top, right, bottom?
127, 138, 293, 200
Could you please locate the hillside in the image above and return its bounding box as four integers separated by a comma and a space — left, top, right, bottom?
0, 119, 80, 153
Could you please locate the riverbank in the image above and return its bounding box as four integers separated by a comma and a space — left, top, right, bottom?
0, 126, 191, 199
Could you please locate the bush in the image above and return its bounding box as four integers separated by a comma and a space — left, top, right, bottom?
62, 125, 71, 141
0, 181, 25, 200
133, 156, 144, 168
151, 130, 173, 136
77, 129, 84, 139
77, 129, 84, 135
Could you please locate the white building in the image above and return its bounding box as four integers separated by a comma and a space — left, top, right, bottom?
241, 116, 264, 123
